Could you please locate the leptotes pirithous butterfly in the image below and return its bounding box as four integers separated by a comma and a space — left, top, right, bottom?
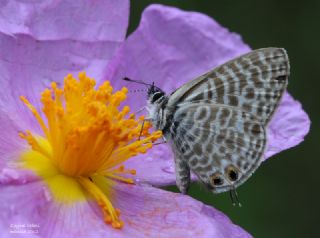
128, 48, 289, 198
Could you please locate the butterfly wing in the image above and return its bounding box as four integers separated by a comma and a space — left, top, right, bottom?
167, 48, 289, 124
162, 48, 289, 193
168, 102, 266, 193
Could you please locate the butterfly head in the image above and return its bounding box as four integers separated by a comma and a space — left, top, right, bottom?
122, 77, 168, 130
147, 82, 166, 104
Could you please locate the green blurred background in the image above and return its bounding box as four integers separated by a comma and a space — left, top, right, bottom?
128, 1, 319, 237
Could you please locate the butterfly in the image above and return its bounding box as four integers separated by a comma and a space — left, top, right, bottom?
125, 48, 289, 200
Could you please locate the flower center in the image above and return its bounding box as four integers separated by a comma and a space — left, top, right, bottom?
19, 72, 161, 229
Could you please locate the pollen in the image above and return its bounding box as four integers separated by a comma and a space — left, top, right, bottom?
19, 72, 162, 229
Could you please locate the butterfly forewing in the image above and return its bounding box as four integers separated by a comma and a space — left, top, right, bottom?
168, 48, 289, 124
169, 103, 266, 193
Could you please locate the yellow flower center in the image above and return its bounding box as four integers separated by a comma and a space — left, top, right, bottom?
18, 72, 161, 229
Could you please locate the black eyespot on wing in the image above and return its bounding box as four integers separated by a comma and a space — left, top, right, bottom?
210, 173, 224, 186
213, 177, 223, 185
225, 165, 239, 182
228, 170, 238, 181
276, 75, 287, 81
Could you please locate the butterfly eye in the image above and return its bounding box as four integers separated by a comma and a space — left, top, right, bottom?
210, 173, 224, 186
151, 91, 164, 103
226, 165, 240, 182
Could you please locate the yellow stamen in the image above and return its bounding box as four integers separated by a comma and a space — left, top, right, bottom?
77, 177, 124, 229
19, 72, 162, 229
19, 96, 50, 138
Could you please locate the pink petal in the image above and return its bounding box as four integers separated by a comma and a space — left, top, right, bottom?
0, 0, 129, 41
0, 167, 38, 186
0, 182, 251, 238
0, 181, 51, 238
108, 4, 250, 110
265, 92, 310, 159
0, 180, 116, 238
0, 111, 25, 160
110, 4, 250, 186
0, 97, 30, 174
114, 183, 252, 238
124, 145, 176, 187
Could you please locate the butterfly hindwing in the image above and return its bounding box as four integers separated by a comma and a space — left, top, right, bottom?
167, 48, 289, 124
168, 102, 266, 193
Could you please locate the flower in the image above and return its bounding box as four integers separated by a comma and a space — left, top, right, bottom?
0, 0, 264, 237
19, 72, 162, 229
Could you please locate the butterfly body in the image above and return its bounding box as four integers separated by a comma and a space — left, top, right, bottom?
146, 48, 289, 194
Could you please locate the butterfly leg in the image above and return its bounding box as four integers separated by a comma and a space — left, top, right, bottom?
138, 120, 145, 140
174, 157, 191, 194
135, 106, 147, 114
153, 136, 167, 146
138, 117, 152, 140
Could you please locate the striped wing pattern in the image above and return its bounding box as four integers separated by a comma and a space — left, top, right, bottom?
169, 103, 266, 192
169, 48, 289, 124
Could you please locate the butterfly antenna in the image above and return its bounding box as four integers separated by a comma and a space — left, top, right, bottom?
123, 77, 153, 87
129, 88, 148, 93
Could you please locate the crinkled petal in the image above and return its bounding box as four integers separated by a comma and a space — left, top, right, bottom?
0, 109, 24, 158
0, 0, 129, 41
110, 4, 250, 186
124, 145, 176, 187
0, 180, 110, 238
0, 181, 51, 238
265, 92, 310, 158
0, 102, 29, 174
0, 182, 251, 238
108, 4, 250, 109
114, 183, 251, 238
0, 166, 38, 186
